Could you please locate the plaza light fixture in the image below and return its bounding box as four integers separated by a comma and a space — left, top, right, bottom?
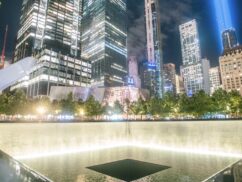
36, 106, 46, 115
79, 108, 85, 116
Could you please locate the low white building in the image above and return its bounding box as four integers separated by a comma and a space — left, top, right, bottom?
49, 86, 149, 105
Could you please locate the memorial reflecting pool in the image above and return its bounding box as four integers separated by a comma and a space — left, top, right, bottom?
0, 121, 242, 181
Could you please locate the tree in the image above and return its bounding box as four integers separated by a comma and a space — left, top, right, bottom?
211, 88, 229, 114
2, 90, 28, 115
161, 92, 178, 116
113, 100, 123, 114
61, 92, 77, 114
84, 96, 103, 117
190, 91, 213, 117
227, 90, 241, 117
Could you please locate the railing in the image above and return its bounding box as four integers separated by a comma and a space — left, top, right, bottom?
203, 160, 242, 182
0, 150, 52, 182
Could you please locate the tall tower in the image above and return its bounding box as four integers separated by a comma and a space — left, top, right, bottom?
145, 0, 163, 98
13, 0, 91, 97
179, 20, 201, 66
222, 29, 238, 51
180, 20, 210, 95
81, 0, 128, 88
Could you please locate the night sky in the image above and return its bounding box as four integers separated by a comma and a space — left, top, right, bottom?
0, 0, 241, 71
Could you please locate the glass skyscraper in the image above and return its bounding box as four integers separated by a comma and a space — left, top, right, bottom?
81, 0, 127, 87
13, 0, 91, 97
144, 0, 164, 98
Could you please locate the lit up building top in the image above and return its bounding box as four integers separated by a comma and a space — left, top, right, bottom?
179, 20, 210, 95
13, 0, 91, 97
179, 20, 201, 66
222, 29, 238, 51
145, 0, 164, 98
14, 0, 83, 61
81, 0, 128, 87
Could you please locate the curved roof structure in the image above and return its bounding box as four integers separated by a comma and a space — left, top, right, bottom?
0, 57, 36, 91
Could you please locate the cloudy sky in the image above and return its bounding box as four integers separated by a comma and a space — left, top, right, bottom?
0, 0, 241, 70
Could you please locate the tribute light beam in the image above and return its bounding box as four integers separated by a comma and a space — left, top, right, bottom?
213, 0, 235, 50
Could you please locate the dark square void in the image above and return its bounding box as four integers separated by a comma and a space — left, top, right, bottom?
87, 159, 170, 181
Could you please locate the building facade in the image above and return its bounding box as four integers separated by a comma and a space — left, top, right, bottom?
13, 0, 91, 97
179, 20, 210, 95
127, 56, 141, 88
180, 61, 206, 96
144, 0, 164, 98
81, 0, 127, 87
163, 63, 176, 94
49, 86, 149, 106
209, 66, 221, 94
175, 74, 185, 95
220, 46, 242, 95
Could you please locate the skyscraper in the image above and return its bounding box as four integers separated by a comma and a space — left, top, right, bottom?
179, 20, 201, 66
13, 0, 91, 97
81, 0, 127, 87
144, 0, 164, 98
222, 29, 238, 51
179, 20, 210, 95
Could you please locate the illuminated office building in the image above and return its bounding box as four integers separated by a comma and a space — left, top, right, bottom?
179, 20, 210, 95
179, 20, 201, 66
13, 0, 91, 97
144, 0, 164, 98
81, 0, 127, 87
